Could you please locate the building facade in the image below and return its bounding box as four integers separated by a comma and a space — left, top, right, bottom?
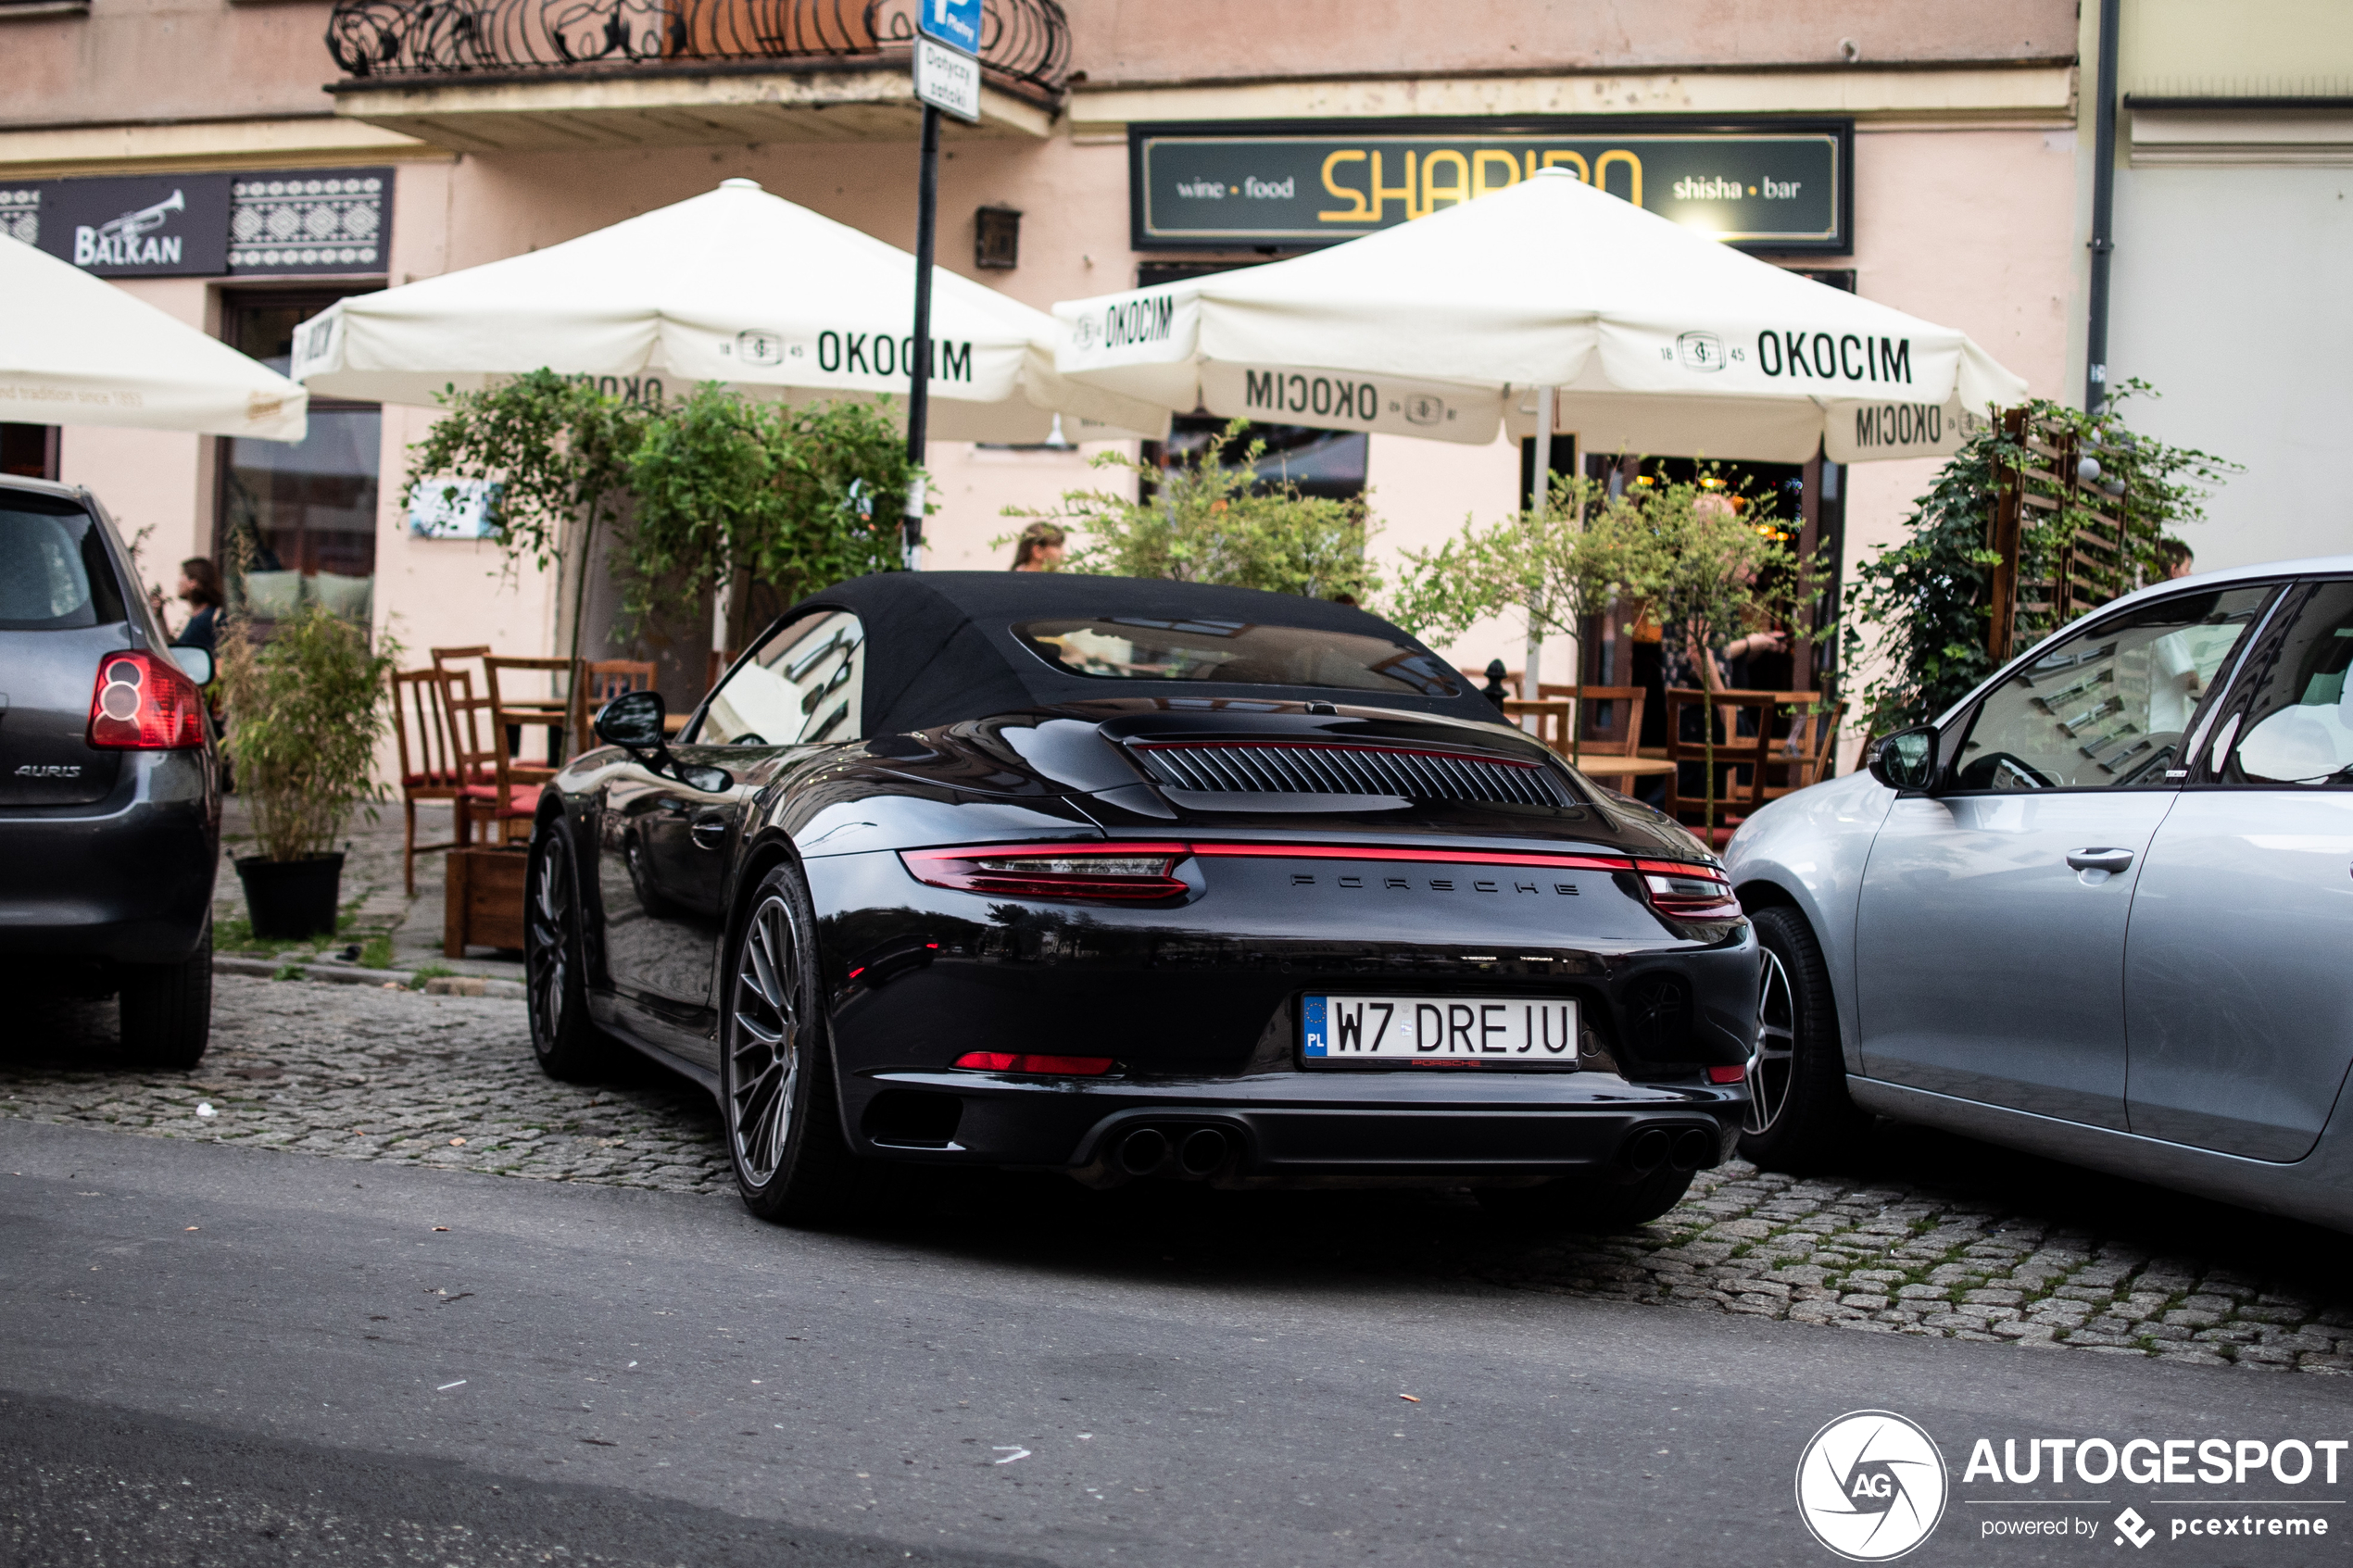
3, 0, 2089, 705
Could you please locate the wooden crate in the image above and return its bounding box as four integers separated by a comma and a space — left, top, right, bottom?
446, 847, 529, 958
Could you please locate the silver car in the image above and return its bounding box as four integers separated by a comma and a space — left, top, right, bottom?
1725, 554, 2353, 1231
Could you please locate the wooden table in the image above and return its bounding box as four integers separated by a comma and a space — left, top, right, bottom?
1561, 753, 1677, 779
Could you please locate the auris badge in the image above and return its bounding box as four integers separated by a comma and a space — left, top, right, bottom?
1794, 1410, 1947, 1562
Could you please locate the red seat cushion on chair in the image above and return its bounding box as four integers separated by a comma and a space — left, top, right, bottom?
458, 783, 541, 818
402, 770, 461, 788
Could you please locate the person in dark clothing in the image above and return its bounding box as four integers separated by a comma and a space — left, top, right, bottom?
155, 558, 223, 659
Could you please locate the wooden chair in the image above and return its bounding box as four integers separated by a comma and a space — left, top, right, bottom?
443, 656, 577, 849
484, 653, 585, 776
1534, 684, 1650, 786
1765, 696, 1848, 797
388, 666, 468, 896
1662, 687, 1782, 847
1501, 698, 1571, 756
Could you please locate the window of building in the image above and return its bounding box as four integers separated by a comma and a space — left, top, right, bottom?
0, 424, 58, 481
214, 289, 380, 623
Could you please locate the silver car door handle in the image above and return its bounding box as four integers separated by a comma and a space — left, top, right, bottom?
2065, 847, 2134, 873
689, 815, 731, 850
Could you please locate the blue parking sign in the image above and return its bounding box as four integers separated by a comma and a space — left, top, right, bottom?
916, 0, 981, 55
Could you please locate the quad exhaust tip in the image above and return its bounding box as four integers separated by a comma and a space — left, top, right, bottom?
1177, 1127, 1228, 1177
1116, 1127, 1170, 1176
1623, 1124, 1718, 1177
1113, 1123, 1235, 1180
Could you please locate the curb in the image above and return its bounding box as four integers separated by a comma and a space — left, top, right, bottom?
211, 955, 525, 999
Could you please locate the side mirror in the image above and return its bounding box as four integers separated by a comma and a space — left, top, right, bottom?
169, 646, 213, 686
1869, 724, 1940, 794
595, 689, 668, 750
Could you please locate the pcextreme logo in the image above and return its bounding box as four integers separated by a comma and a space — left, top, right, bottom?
1796, 1410, 1950, 1562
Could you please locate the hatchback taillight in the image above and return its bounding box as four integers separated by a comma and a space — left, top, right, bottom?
900, 843, 1191, 901
1636, 859, 1741, 919
88, 651, 206, 749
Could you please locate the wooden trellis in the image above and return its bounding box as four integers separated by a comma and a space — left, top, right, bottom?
1986, 408, 2133, 664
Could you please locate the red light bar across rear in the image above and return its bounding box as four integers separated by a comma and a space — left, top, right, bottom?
953, 1052, 1115, 1076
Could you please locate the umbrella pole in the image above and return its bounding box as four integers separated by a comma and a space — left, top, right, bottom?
1523, 384, 1555, 726
902, 103, 941, 572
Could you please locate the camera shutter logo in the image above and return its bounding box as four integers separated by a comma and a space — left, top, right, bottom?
1677, 330, 1728, 372
1794, 1410, 1947, 1562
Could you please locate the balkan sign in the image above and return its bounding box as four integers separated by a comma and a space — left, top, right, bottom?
6, 170, 393, 279
1130, 121, 1849, 253
34, 175, 232, 278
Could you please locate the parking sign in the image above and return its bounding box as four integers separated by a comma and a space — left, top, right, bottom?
915, 0, 981, 54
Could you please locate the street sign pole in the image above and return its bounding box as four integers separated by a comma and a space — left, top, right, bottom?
903, 0, 982, 571
903, 101, 940, 571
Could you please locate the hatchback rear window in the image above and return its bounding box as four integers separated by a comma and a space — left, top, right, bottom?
1015, 615, 1461, 697
0, 493, 124, 631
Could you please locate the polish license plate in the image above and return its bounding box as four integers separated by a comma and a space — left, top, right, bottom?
1301, 994, 1580, 1067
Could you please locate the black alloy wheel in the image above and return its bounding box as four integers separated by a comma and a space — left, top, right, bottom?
1744, 945, 1797, 1137
1733, 904, 1871, 1172
724, 863, 859, 1224
525, 822, 610, 1081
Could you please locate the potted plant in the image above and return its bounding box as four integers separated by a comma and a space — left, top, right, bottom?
219, 603, 397, 939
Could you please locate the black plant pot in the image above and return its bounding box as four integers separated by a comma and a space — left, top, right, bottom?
235, 853, 346, 940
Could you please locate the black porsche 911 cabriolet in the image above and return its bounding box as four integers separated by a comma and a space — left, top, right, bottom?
525, 571, 1757, 1229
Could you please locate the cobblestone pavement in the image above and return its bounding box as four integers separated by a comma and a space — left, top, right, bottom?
12, 974, 2353, 1377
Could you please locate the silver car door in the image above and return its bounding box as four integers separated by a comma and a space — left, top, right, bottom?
1854, 583, 2273, 1129
2126, 577, 2353, 1160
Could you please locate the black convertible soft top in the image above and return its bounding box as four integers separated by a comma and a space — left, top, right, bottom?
775, 571, 1501, 736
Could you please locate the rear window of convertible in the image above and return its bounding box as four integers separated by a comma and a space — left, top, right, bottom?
1014, 616, 1461, 697
0, 492, 125, 631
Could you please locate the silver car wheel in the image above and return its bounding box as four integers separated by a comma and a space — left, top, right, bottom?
728, 892, 802, 1187
1745, 947, 1797, 1135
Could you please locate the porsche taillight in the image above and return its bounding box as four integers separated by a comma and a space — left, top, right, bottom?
1636, 860, 1742, 919
900, 843, 1192, 901
87, 651, 206, 750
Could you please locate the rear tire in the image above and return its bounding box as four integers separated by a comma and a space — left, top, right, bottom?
724, 864, 863, 1225
1735, 905, 1870, 1173
119, 922, 212, 1070
1477, 1164, 1695, 1233
525, 822, 612, 1082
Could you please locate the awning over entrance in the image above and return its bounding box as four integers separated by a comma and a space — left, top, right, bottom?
290, 179, 1164, 443
0, 234, 308, 443
1051, 169, 2028, 463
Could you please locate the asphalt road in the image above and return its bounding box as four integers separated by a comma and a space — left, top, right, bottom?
4, 1119, 2348, 1568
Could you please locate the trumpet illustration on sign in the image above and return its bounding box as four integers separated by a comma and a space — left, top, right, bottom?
74, 189, 187, 269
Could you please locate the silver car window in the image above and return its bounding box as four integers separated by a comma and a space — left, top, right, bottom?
1951, 586, 2271, 791
2214, 579, 2353, 788
696, 609, 864, 746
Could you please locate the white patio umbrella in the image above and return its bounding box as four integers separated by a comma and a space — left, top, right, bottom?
0, 234, 307, 442
291, 179, 1163, 443
1051, 167, 2026, 464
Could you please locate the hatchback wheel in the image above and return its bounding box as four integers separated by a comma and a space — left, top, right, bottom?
724, 864, 860, 1224
1735, 905, 1870, 1172
119, 921, 211, 1070
525, 823, 610, 1081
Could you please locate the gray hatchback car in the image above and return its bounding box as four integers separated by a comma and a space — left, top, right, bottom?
1727, 555, 2353, 1232
0, 476, 218, 1065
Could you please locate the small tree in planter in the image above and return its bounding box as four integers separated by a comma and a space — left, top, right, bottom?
1000, 420, 1384, 602
219, 604, 399, 939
